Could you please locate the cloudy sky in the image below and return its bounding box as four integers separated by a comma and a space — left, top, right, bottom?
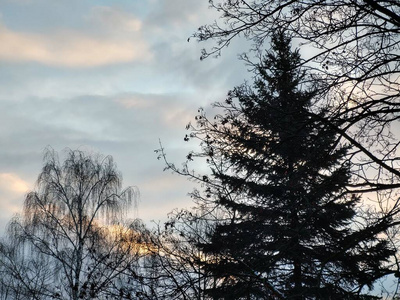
0, 0, 253, 231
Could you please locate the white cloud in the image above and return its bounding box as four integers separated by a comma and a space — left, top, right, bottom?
0, 24, 152, 67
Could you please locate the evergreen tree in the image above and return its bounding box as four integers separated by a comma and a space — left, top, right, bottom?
169, 33, 395, 299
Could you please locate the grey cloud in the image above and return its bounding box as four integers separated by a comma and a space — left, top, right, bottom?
144, 0, 212, 29
139, 0, 255, 97
0, 90, 202, 225
0, 0, 258, 230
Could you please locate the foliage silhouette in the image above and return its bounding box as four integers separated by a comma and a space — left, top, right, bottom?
0, 148, 153, 300
194, 0, 400, 208
161, 33, 398, 299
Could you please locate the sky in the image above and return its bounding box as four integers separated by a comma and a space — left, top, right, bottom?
0, 0, 253, 231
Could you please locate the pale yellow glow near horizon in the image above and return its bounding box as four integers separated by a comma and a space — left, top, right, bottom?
0, 173, 30, 194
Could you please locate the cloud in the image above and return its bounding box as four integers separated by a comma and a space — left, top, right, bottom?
0, 173, 31, 232
114, 94, 155, 109
0, 0, 253, 229
112, 92, 202, 130
88, 6, 142, 33
3, 0, 32, 3
0, 90, 200, 228
0, 24, 152, 67
0, 173, 30, 195
145, 0, 214, 29
134, 173, 196, 223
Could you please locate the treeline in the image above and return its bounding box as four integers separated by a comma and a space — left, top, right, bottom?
1, 1, 400, 299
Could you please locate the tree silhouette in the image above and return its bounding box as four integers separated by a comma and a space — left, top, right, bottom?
0, 148, 148, 300
194, 0, 400, 212
143, 208, 219, 300
163, 33, 398, 299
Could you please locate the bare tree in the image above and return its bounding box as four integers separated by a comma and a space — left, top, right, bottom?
0, 148, 146, 300
0, 235, 55, 300
194, 0, 400, 195
196, 0, 399, 90
143, 208, 221, 300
